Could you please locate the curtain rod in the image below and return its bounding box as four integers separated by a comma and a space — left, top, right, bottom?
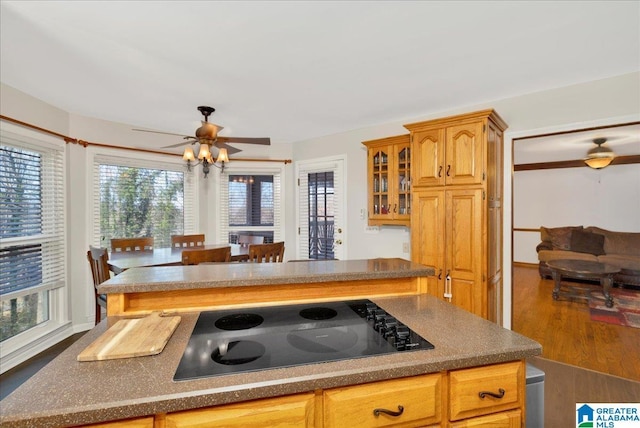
0, 114, 292, 165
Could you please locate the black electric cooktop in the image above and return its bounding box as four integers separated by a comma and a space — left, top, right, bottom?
174, 299, 434, 381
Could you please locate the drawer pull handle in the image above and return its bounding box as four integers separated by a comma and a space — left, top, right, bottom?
479, 388, 505, 399
373, 405, 404, 417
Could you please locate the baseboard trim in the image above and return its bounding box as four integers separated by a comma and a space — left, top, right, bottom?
514, 261, 538, 268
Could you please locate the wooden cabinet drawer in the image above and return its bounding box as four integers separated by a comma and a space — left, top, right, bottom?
449, 361, 524, 421
85, 416, 154, 427
323, 373, 443, 428
449, 409, 522, 427
164, 392, 315, 427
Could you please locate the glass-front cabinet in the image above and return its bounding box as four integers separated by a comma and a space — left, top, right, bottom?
362, 134, 411, 226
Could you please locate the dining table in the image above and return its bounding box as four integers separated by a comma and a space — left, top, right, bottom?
108, 244, 249, 274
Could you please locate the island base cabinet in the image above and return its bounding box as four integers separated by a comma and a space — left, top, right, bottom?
162, 392, 316, 427
323, 373, 444, 428
448, 409, 522, 427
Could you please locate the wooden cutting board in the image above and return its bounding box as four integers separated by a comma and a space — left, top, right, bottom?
77, 312, 181, 362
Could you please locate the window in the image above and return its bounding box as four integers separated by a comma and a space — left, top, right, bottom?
0, 132, 65, 343
92, 154, 196, 249
219, 167, 283, 246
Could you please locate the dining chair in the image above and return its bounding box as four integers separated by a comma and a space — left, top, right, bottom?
111, 237, 154, 252
238, 235, 264, 247
181, 247, 232, 265
87, 246, 110, 325
247, 242, 285, 263
171, 234, 205, 248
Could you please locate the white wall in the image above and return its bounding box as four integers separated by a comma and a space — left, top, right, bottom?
1, 72, 639, 368
514, 165, 640, 263
293, 71, 640, 328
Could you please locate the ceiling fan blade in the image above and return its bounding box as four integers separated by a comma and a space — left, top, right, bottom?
213, 142, 243, 155
132, 128, 191, 138
160, 139, 197, 149
217, 136, 271, 145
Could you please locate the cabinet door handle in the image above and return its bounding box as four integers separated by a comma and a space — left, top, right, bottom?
446, 164, 451, 176
479, 388, 505, 399
444, 271, 452, 301
438, 165, 442, 177
373, 405, 404, 417
438, 269, 442, 280
393, 204, 397, 213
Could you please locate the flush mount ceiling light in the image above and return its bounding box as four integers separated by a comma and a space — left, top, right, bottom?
584, 138, 615, 169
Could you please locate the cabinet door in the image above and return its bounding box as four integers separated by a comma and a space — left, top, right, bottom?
368, 146, 391, 220
411, 190, 445, 299
164, 393, 315, 427
445, 189, 484, 317
411, 128, 445, 187
394, 143, 411, 221
445, 121, 484, 186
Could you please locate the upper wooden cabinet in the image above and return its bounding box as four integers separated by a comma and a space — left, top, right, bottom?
362, 134, 411, 226
404, 110, 507, 189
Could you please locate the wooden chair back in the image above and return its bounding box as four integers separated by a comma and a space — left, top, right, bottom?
87, 246, 110, 325
248, 242, 285, 263
181, 247, 232, 265
238, 235, 264, 247
171, 234, 205, 248
111, 237, 154, 252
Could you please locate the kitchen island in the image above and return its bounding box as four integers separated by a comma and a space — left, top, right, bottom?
0, 259, 541, 427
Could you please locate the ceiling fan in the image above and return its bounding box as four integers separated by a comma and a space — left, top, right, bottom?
133, 106, 271, 177
134, 105, 270, 155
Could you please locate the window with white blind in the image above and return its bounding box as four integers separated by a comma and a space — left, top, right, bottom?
91, 154, 196, 249
0, 130, 66, 343
218, 167, 283, 246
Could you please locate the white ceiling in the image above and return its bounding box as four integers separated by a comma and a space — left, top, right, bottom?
1, 1, 639, 156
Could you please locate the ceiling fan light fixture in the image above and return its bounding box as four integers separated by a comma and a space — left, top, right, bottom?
197, 143, 211, 160
217, 147, 230, 163
182, 146, 196, 161
584, 138, 615, 169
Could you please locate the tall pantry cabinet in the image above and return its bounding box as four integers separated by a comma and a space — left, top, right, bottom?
404, 110, 507, 322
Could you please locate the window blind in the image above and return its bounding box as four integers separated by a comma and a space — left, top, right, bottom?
0, 132, 66, 301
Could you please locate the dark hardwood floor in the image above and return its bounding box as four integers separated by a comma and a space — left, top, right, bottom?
512, 264, 640, 380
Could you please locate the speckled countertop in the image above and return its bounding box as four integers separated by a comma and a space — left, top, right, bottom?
97, 258, 435, 294
0, 294, 541, 428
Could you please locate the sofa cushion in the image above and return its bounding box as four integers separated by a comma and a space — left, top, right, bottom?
597, 254, 640, 271
586, 227, 640, 256
537, 249, 598, 263
540, 226, 583, 250
570, 230, 605, 256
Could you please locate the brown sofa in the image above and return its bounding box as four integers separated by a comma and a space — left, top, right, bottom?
536, 226, 640, 287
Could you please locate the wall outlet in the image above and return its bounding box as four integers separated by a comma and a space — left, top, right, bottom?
402, 242, 410, 253
364, 225, 380, 234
